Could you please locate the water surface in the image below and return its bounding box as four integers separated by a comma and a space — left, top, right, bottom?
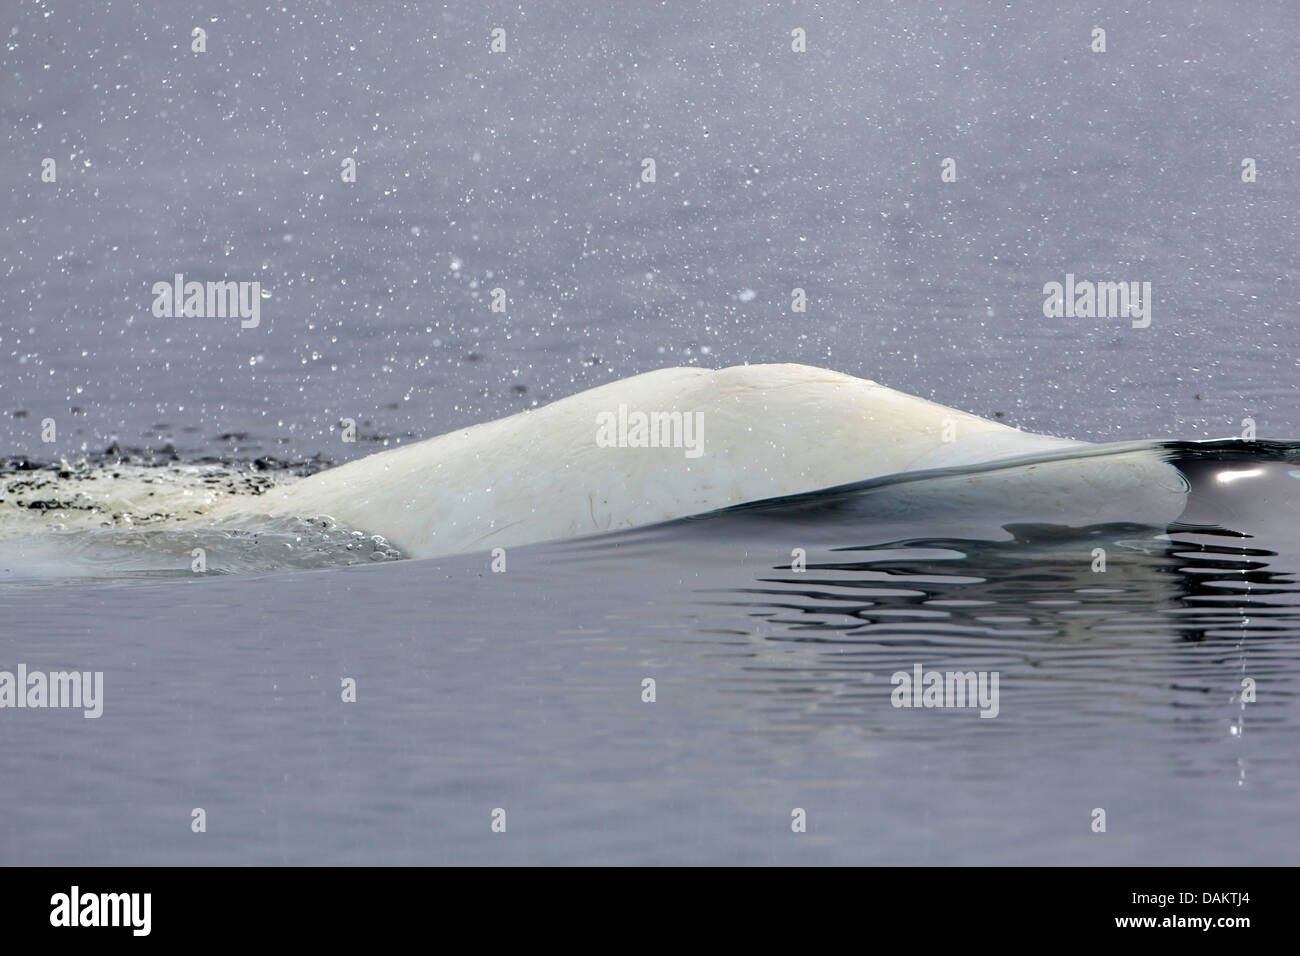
1, 0, 1297, 864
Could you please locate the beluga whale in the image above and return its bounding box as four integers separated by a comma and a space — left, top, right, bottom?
206, 364, 1190, 558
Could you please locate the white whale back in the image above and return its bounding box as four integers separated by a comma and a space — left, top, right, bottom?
209, 363, 1185, 559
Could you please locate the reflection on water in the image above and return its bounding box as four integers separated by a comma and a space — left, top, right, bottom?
692, 525, 1296, 741
717, 526, 1295, 645
614, 443, 1300, 756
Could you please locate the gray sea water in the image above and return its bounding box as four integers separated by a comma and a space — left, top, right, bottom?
1, 1, 1298, 865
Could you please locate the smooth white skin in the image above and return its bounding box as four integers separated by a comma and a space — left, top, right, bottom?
211, 364, 1188, 559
